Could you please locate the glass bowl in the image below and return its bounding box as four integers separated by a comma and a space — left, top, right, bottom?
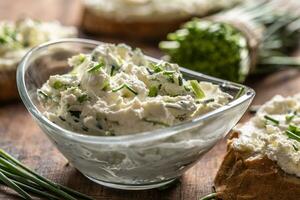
17, 39, 255, 190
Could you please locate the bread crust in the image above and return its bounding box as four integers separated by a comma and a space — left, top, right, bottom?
81, 7, 189, 40
214, 132, 300, 200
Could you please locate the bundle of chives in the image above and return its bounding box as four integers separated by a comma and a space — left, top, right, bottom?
0, 149, 94, 200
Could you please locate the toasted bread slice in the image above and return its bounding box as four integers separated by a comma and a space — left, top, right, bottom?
214, 132, 300, 200
81, 7, 189, 40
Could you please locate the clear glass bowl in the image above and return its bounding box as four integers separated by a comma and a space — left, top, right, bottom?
17, 39, 255, 190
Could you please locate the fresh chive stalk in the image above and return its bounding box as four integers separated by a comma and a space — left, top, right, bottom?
199, 192, 217, 200
0, 170, 32, 200
0, 149, 94, 200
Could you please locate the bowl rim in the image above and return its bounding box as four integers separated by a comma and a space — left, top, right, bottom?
17, 38, 255, 144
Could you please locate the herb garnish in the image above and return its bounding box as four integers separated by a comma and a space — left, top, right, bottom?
143, 118, 169, 127
69, 110, 81, 119
112, 84, 138, 95
149, 63, 163, 73
77, 94, 89, 103
235, 87, 245, 99
37, 90, 49, 99
148, 86, 158, 97
87, 61, 104, 73
285, 124, 300, 142
189, 80, 205, 99
53, 81, 64, 90
264, 115, 279, 125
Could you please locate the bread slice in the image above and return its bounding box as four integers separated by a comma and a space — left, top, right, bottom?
81, 7, 189, 40
214, 132, 300, 200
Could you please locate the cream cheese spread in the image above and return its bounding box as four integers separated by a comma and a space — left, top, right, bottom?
84, 0, 241, 22
38, 43, 232, 136
232, 94, 300, 177
0, 18, 77, 70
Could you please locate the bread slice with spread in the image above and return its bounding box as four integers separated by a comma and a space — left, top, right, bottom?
214, 94, 300, 200
0, 18, 77, 102
81, 0, 241, 40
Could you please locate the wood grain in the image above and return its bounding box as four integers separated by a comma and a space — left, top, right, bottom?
0, 1, 300, 199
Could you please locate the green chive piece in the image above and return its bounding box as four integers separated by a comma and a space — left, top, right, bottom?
178, 76, 183, 86
190, 80, 205, 99
78, 54, 86, 64
53, 81, 64, 90
101, 80, 110, 91
285, 114, 295, 123
87, 62, 104, 73
37, 90, 49, 99
148, 86, 158, 97
112, 84, 138, 95
143, 118, 169, 127
199, 192, 217, 200
149, 63, 163, 73
264, 115, 279, 125
286, 130, 300, 142
235, 87, 245, 99
77, 94, 89, 103
293, 144, 299, 151
0, 170, 32, 200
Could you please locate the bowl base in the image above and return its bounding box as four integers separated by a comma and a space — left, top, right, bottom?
84, 175, 177, 190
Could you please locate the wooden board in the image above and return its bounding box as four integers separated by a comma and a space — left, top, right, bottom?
0, 1, 300, 199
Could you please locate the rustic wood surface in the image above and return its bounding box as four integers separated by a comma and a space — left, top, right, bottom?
0, 1, 300, 199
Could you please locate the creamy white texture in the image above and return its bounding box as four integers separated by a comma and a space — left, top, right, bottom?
84, 0, 241, 22
0, 18, 77, 70
233, 94, 300, 177
38, 44, 232, 136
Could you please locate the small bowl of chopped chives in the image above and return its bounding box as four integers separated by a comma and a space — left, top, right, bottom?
17, 39, 255, 190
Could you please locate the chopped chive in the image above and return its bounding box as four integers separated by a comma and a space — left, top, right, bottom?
293, 144, 299, 151
199, 193, 217, 200
143, 118, 169, 127
264, 115, 279, 125
101, 80, 110, 91
149, 63, 163, 73
189, 80, 205, 99
163, 70, 176, 75
287, 124, 300, 136
286, 130, 300, 142
178, 76, 183, 86
110, 64, 116, 76
37, 90, 49, 99
69, 111, 81, 119
112, 84, 138, 95
78, 54, 86, 63
148, 86, 158, 97
285, 115, 295, 123
87, 62, 104, 73
53, 81, 64, 90
235, 87, 245, 99
77, 94, 89, 103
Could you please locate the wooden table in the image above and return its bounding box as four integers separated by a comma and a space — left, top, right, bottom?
0, 1, 299, 199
